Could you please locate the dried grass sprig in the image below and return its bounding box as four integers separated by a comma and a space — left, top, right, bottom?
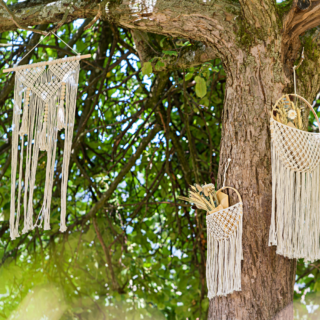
178, 183, 219, 211
273, 95, 304, 130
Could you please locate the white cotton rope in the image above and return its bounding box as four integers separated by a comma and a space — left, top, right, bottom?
206, 201, 243, 298
206, 158, 243, 299
269, 115, 320, 262
268, 52, 320, 262
9, 58, 80, 239
222, 158, 231, 188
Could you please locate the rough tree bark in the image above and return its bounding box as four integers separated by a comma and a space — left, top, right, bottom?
2, 0, 320, 319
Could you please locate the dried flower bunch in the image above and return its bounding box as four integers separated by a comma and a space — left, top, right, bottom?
272, 95, 304, 130
178, 183, 220, 212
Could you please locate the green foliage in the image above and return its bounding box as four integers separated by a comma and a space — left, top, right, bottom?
142, 62, 153, 76
195, 76, 207, 98
163, 51, 178, 57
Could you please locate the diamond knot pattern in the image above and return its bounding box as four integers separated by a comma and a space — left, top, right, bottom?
49, 60, 79, 82
206, 203, 243, 240
32, 81, 61, 103
271, 118, 320, 172
17, 66, 46, 88
15, 60, 80, 103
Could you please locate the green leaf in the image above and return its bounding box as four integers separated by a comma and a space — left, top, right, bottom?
195, 76, 207, 98
160, 37, 167, 48
176, 40, 190, 47
185, 72, 194, 82
141, 62, 153, 76
155, 61, 165, 71
83, 227, 96, 242
169, 232, 176, 240
163, 50, 178, 57
200, 97, 209, 107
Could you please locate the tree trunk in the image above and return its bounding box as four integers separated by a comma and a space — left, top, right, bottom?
208, 44, 297, 319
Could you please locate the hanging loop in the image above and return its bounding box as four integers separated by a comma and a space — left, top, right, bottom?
293, 47, 305, 96
222, 158, 231, 188
8, 31, 81, 70
216, 186, 242, 203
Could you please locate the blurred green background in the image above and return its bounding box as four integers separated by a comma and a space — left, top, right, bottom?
0, 17, 319, 320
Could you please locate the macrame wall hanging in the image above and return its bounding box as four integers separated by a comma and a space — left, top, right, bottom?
4, 32, 90, 240
179, 160, 243, 298
268, 54, 320, 261
269, 93, 320, 261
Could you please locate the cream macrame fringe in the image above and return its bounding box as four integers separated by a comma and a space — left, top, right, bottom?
206, 202, 243, 298
10, 61, 80, 239
269, 118, 320, 262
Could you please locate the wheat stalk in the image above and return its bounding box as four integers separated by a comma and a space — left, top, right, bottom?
178, 183, 219, 212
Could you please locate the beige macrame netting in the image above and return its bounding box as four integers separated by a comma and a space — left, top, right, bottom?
206, 186, 243, 298
5, 55, 89, 240
269, 94, 320, 261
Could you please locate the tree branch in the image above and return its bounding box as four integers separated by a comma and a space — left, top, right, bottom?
80, 124, 161, 222
132, 30, 218, 71
238, 0, 278, 31
93, 216, 119, 291
0, 0, 239, 62
283, 0, 320, 64
0, 0, 47, 35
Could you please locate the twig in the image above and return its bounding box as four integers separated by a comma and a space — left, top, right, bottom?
115, 201, 191, 207
52, 8, 70, 33
0, 0, 47, 35
84, 12, 101, 31
92, 216, 119, 290
84, 0, 110, 31
0, 151, 10, 181
183, 72, 200, 184
0, 43, 75, 56
295, 47, 305, 70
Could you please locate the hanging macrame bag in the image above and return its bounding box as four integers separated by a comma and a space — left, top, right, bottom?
269, 93, 320, 261
4, 32, 90, 240
206, 186, 243, 298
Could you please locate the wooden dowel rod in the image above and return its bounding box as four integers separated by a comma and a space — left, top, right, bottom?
3, 54, 91, 73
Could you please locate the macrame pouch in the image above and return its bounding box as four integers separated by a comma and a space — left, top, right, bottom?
206, 187, 243, 298
269, 93, 320, 261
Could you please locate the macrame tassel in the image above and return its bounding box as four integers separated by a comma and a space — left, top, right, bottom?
57, 82, 66, 130
10, 57, 81, 239
43, 207, 50, 230
269, 140, 277, 246
10, 75, 23, 240
206, 202, 243, 298
269, 91, 320, 261
39, 104, 48, 151
19, 88, 31, 136
57, 103, 65, 130
269, 124, 320, 262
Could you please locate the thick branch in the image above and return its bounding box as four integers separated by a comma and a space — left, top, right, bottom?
0, 0, 97, 32
0, 0, 239, 63
284, 0, 320, 37
238, 0, 278, 31
283, 0, 320, 65
0, 0, 47, 35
